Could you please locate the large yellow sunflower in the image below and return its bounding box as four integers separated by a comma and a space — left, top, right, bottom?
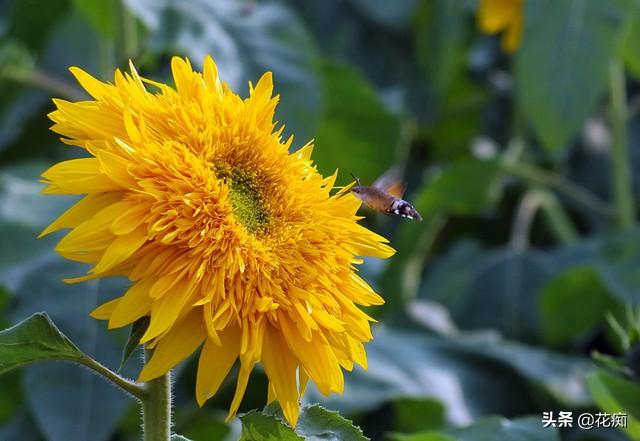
477, 0, 523, 53
40, 56, 394, 427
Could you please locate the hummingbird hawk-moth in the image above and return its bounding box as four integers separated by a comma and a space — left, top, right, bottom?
350, 168, 422, 221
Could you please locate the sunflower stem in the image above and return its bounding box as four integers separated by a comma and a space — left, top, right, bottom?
142, 370, 172, 441
78, 357, 145, 400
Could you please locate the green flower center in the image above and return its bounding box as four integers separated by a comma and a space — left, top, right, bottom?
217, 165, 269, 234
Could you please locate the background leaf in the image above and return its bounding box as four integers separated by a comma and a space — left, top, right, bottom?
390, 416, 560, 441
313, 62, 400, 185
516, 0, 627, 151
539, 266, 616, 345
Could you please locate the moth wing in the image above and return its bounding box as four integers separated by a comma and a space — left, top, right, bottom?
372, 165, 406, 198
383, 182, 406, 199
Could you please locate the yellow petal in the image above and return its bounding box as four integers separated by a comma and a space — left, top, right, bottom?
39, 192, 122, 237
279, 315, 343, 396
138, 309, 206, 381
477, 0, 512, 33
261, 325, 300, 427
69, 66, 113, 101
108, 278, 154, 328
226, 358, 255, 421
196, 327, 241, 406
267, 382, 276, 404
91, 225, 148, 275
140, 279, 193, 343
90, 297, 120, 320
111, 202, 150, 235
42, 158, 119, 194
502, 2, 523, 53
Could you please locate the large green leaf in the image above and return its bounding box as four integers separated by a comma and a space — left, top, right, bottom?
124, 0, 321, 142
515, 0, 627, 152
390, 416, 560, 441
540, 266, 616, 345
313, 62, 399, 185
0, 313, 83, 374
587, 370, 640, 438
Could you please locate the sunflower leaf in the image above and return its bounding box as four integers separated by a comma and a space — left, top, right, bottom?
0, 312, 86, 374
239, 409, 303, 441
296, 404, 368, 441
243, 403, 368, 441
118, 316, 149, 373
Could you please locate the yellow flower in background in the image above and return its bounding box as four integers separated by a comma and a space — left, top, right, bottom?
41, 56, 394, 427
477, 0, 523, 53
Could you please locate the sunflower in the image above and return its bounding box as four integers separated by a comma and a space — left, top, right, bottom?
477, 0, 523, 53
40, 56, 395, 427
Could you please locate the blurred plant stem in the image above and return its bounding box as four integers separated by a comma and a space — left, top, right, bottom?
509, 190, 577, 250
609, 60, 636, 229
2, 68, 85, 101
99, 38, 116, 79
537, 191, 579, 244
501, 161, 613, 218
122, 3, 140, 58
142, 369, 172, 441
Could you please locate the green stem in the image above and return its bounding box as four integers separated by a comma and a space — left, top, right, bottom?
536, 190, 579, 245
142, 371, 172, 441
122, 2, 139, 58
501, 161, 614, 218
78, 357, 145, 400
609, 60, 635, 229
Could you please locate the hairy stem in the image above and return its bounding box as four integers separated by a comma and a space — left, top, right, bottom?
142, 371, 172, 441
78, 357, 145, 400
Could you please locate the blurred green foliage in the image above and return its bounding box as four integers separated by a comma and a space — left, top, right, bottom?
3, 0, 640, 440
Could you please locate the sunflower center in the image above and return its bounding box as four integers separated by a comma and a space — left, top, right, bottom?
216, 165, 269, 234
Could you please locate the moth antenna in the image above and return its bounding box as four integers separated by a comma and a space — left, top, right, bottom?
350, 173, 362, 187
